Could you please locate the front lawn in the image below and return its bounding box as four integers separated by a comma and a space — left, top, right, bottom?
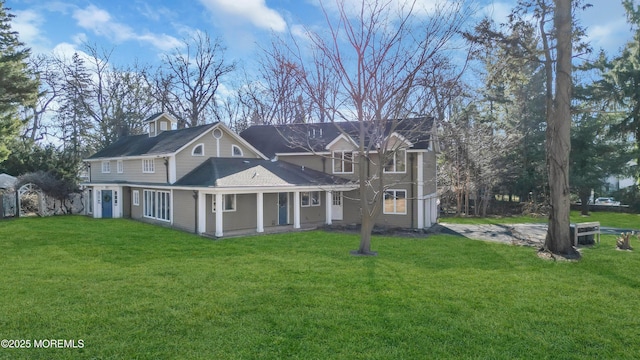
1, 216, 639, 359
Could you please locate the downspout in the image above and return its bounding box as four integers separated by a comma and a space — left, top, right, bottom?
164, 157, 169, 183
322, 157, 326, 173
410, 153, 415, 229
193, 190, 198, 234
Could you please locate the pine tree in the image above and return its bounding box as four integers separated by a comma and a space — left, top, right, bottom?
0, 0, 39, 162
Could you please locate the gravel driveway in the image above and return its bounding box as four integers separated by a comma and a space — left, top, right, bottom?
436, 223, 548, 247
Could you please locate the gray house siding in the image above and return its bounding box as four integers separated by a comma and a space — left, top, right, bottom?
173, 190, 196, 233
130, 187, 143, 219
91, 159, 167, 183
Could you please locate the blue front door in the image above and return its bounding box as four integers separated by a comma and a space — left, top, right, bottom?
102, 190, 113, 218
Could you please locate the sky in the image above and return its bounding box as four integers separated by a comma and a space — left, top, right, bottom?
4, 0, 636, 78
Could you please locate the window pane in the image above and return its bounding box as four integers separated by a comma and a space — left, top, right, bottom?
301, 192, 310, 206
344, 152, 353, 172
224, 194, 235, 211
396, 150, 406, 172
396, 191, 406, 213
333, 152, 343, 173
384, 191, 394, 213
311, 192, 320, 206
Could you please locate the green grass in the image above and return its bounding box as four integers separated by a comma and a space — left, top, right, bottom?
441, 210, 640, 229
1, 216, 640, 359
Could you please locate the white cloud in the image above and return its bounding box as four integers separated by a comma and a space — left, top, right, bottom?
11, 9, 44, 45
478, 2, 512, 23
71, 5, 182, 51
199, 0, 287, 32
315, 0, 448, 19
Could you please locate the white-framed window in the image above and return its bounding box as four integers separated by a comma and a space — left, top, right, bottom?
101, 161, 110, 173
133, 190, 140, 206
142, 159, 155, 173
332, 151, 353, 174
232, 144, 243, 157
192, 143, 204, 156
384, 189, 407, 215
213, 194, 236, 212
301, 191, 321, 207
143, 189, 170, 221
384, 149, 406, 173
160, 121, 167, 131
117, 160, 123, 173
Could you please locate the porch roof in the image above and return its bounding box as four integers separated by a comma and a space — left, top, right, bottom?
175, 158, 351, 188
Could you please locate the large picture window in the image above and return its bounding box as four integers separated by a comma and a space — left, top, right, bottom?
384, 189, 407, 215
332, 151, 353, 174
213, 194, 236, 212
384, 149, 406, 173
143, 190, 170, 221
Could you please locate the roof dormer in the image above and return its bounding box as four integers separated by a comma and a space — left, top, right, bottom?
145, 112, 178, 137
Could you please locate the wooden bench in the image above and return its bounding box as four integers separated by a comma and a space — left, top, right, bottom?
572, 222, 601, 246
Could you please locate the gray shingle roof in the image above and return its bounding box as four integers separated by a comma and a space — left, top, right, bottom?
240, 117, 433, 158
87, 123, 217, 159
175, 158, 351, 188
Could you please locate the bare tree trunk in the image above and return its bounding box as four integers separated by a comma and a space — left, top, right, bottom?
544, 0, 578, 257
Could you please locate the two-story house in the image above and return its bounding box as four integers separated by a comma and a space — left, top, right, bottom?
83, 112, 438, 237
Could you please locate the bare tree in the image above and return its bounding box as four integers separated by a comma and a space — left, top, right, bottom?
156, 31, 236, 128
282, 0, 472, 255
23, 54, 61, 141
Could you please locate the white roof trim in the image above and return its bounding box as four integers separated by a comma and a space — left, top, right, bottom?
324, 133, 358, 150
173, 123, 269, 160
386, 132, 414, 148
144, 112, 178, 124
81, 182, 358, 194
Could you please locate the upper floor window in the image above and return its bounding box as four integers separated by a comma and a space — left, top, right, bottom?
232, 145, 243, 157
160, 121, 168, 131
101, 161, 110, 173
192, 144, 204, 156
384, 149, 406, 173
333, 151, 353, 174
384, 189, 407, 215
142, 159, 155, 173
117, 160, 123, 173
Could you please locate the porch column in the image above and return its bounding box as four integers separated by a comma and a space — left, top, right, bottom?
197, 191, 206, 234
417, 152, 425, 228
256, 192, 264, 233
293, 191, 300, 229
215, 193, 223, 237
325, 191, 333, 225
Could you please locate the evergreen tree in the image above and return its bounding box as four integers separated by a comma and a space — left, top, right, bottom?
0, 0, 39, 163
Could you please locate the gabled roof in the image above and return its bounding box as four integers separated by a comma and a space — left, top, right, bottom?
87, 123, 218, 159
240, 117, 434, 158
175, 158, 351, 188
143, 112, 178, 123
